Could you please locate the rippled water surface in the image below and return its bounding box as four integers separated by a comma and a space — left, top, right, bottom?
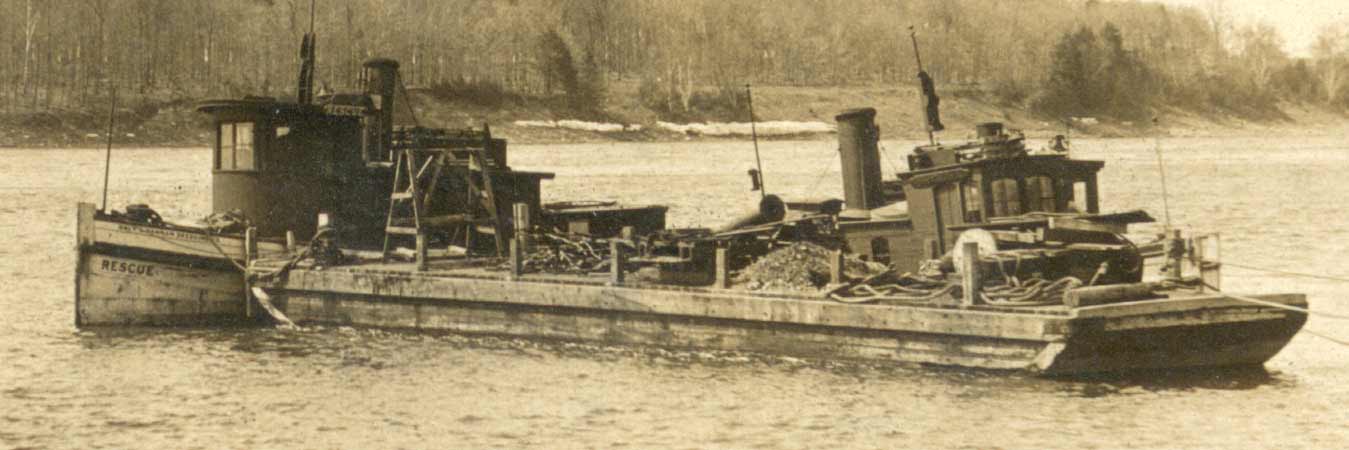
2, 136, 1347, 449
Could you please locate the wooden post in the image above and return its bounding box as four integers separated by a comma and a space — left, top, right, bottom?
714, 247, 730, 289
1199, 234, 1221, 292
830, 248, 845, 285
1166, 229, 1183, 281
244, 227, 257, 319
512, 202, 531, 234
76, 202, 96, 248
415, 233, 428, 271
960, 242, 981, 306
609, 240, 625, 285
285, 230, 296, 253
509, 238, 523, 278
924, 238, 940, 259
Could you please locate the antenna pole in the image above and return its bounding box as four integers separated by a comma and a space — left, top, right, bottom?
1152, 117, 1173, 231
909, 27, 934, 145
100, 85, 117, 212
746, 84, 765, 198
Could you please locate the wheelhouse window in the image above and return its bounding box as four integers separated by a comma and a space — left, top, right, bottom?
991, 178, 1021, 217
217, 122, 255, 170
962, 180, 982, 222
1024, 176, 1057, 212
1069, 180, 1089, 212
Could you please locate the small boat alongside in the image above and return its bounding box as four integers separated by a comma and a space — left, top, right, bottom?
74, 205, 286, 326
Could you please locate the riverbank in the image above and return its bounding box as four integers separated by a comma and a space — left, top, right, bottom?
2, 82, 1346, 148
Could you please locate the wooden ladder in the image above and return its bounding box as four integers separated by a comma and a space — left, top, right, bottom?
381, 128, 508, 266
463, 131, 507, 257
382, 148, 439, 266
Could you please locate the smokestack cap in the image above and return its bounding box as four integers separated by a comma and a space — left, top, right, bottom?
835, 107, 877, 122
976, 122, 1005, 139
363, 58, 400, 70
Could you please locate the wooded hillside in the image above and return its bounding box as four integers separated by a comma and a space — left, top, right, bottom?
1, 0, 1346, 122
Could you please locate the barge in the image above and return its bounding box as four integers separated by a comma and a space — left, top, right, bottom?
74, 41, 1306, 375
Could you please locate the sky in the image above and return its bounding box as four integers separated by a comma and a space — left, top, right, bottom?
1149, 0, 1348, 56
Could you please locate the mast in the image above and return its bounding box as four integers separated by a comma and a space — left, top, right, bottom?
296, 0, 317, 104
746, 84, 766, 198
908, 27, 943, 145
100, 86, 117, 212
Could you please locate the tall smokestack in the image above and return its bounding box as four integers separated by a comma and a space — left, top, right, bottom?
835, 107, 884, 220
362, 58, 400, 161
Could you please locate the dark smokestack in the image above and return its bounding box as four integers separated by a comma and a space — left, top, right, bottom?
835, 107, 884, 220
362, 58, 400, 161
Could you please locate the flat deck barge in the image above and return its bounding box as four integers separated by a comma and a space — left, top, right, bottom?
251, 256, 1306, 375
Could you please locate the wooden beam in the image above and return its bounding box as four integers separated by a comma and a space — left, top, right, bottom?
1048, 216, 1125, 234
715, 247, 730, 289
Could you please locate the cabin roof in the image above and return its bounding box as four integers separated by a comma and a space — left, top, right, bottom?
196, 98, 324, 117
898, 153, 1103, 184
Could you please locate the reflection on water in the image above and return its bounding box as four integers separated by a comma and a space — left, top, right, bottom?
2, 138, 1348, 449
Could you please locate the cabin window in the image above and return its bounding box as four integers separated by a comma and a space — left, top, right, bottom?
218, 122, 255, 171
1064, 180, 1088, 212
870, 237, 891, 265
962, 180, 982, 222
1025, 176, 1057, 212
991, 178, 1021, 217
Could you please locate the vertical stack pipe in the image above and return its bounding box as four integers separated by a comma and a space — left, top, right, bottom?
835, 107, 884, 220
362, 58, 400, 161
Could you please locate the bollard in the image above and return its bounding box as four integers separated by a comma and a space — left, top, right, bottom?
285, 230, 296, 254
609, 240, 625, 285
960, 242, 981, 305
715, 247, 730, 289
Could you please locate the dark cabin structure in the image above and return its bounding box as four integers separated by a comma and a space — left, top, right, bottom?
198, 55, 664, 255
198, 58, 556, 249
833, 111, 1107, 273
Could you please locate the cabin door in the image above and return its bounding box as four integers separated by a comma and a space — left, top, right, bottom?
933, 183, 965, 251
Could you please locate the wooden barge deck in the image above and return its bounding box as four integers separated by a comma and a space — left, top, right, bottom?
251, 257, 1307, 375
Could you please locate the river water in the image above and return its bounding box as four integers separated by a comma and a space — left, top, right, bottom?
1, 137, 1346, 449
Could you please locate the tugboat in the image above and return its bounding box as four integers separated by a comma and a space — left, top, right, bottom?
74, 30, 1307, 375
74, 46, 663, 326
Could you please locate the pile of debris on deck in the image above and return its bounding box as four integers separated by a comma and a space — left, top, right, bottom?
734, 242, 888, 292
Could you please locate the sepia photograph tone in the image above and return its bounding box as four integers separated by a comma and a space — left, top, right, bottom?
2, 0, 1346, 448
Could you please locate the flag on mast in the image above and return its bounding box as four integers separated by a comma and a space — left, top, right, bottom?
918, 70, 944, 132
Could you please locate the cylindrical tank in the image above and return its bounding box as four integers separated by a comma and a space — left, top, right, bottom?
714, 195, 786, 233
362, 58, 400, 161
835, 107, 884, 220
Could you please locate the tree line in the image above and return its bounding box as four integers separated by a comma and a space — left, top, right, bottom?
1, 0, 1346, 120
